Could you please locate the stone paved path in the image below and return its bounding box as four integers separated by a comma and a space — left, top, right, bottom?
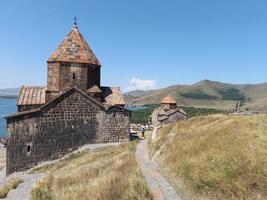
136, 140, 182, 200
0, 142, 120, 200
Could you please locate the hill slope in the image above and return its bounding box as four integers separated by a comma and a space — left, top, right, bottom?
125, 80, 267, 111
0, 88, 19, 98
149, 115, 267, 200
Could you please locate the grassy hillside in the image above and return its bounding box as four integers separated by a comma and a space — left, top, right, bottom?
124, 80, 267, 111
31, 143, 152, 200
149, 115, 267, 200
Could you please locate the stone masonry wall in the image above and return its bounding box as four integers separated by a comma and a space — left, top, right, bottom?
6, 114, 41, 174
47, 62, 100, 94
151, 108, 160, 127
161, 111, 187, 126
47, 62, 60, 92
59, 63, 88, 92
7, 90, 130, 175
101, 107, 131, 143
6, 90, 103, 174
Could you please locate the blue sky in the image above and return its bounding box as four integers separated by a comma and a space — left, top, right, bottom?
0, 0, 267, 91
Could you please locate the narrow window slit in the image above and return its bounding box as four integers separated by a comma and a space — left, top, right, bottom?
27, 145, 31, 152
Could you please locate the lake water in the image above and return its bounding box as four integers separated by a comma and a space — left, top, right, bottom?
0, 99, 17, 138
126, 106, 147, 111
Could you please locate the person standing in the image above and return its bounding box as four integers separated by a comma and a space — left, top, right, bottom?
141, 125, 146, 139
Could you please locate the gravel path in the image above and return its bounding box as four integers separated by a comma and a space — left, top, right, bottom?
0, 142, 120, 200
136, 139, 182, 200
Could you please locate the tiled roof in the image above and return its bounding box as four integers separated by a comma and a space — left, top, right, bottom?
8, 87, 104, 119
7, 87, 128, 119
17, 86, 46, 106
158, 109, 179, 116
178, 108, 187, 116
157, 108, 188, 117
158, 116, 168, 122
47, 25, 101, 65
5, 108, 41, 118
87, 85, 102, 93
101, 87, 125, 106
161, 95, 176, 104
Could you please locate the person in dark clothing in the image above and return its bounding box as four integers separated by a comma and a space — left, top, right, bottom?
141, 125, 146, 139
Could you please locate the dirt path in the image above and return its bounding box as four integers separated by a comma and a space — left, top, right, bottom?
136, 139, 182, 200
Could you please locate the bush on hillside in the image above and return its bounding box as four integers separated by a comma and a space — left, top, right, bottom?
183, 107, 225, 118
181, 90, 217, 100
218, 88, 246, 101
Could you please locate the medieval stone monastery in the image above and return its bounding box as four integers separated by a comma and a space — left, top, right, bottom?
5, 23, 130, 175
151, 95, 187, 127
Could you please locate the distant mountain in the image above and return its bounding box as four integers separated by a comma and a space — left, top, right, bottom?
124, 80, 267, 112
0, 88, 20, 98
125, 90, 150, 97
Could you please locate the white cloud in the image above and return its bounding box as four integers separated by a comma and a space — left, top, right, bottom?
125, 77, 157, 91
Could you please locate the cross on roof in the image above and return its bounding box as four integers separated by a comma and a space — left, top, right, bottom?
73, 16, 78, 25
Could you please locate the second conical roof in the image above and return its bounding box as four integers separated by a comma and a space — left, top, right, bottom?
161, 95, 176, 104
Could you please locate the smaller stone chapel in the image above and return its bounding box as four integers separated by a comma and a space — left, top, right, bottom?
150, 95, 187, 127
5, 22, 130, 175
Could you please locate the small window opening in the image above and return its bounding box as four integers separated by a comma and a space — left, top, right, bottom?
27, 145, 31, 152
72, 73, 76, 79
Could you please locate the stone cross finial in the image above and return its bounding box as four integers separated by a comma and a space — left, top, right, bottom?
73, 16, 78, 26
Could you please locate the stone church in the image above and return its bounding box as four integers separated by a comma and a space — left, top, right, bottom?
150, 95, 187, 127
5, 23, 130, 175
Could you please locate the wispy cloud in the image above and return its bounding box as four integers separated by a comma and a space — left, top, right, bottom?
125, 77, 157, 91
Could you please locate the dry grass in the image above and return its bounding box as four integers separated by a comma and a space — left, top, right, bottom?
31, 174, 53, 200
151, 114, 267, 200
31, 142, 152, 200
148, 125, 173, 157
0, 178, 23, 198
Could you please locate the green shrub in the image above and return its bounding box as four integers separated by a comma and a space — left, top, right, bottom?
181, 90, 217, 100
218, 88, 246, 100
130, 104, 158, 124
183, 107, 225, 118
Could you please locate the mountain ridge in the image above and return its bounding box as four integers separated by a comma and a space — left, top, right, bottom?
124, 80, 267, 111
0, 88, 20, 98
